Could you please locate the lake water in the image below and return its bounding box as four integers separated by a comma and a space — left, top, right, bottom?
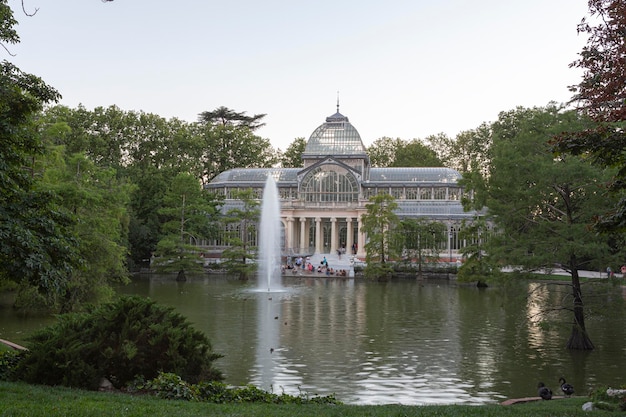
1, 275, 625, 405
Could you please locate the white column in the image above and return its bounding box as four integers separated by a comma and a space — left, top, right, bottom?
330, 217, 337, 254
315, 217, 322, 254
286, 217, 294, 254
357, 216, 366, 258
346, 217, 353, 255
299, 217, 306, 254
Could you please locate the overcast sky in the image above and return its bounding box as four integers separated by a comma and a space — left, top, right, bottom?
8, 0, 590, 151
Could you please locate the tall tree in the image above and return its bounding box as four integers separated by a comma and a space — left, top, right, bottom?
153, 173, 220, 280
280, 137, 306, 168
198, 106, 266, 131
195, 123, 279, 183
220, 189, 260, 280
0, 4, 85, 310
397, 218, 446, 278
392, 139, 443, 167
38, 148, 132, 311
465, 105, 621, 350
553, 0, 626, 230
367, 137, 403, 167
361, 193, 399, 280
448, 124, 493, 175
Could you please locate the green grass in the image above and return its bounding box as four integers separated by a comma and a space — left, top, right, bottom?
0, 381, 621, 417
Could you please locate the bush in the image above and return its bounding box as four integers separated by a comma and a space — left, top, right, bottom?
16, 296, 223, 390
129, 372, 343, 405
0, 350, 23, 381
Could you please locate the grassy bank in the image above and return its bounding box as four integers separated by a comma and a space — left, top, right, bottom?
0, 381, 620, 417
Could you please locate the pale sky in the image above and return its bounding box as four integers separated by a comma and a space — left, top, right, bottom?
8, 0, 590, 151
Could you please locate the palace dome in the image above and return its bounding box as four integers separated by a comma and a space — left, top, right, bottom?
303, 109, 367, 157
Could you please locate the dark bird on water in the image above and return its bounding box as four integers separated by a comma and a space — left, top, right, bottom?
537, 382, 552, 400
559, 377, 574, 397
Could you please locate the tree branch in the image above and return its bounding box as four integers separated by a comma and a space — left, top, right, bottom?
21, 0, 38, 17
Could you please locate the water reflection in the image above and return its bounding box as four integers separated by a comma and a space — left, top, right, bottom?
1, 275, 625, 405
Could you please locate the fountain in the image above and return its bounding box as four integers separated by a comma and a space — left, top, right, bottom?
258, 174, 282, 291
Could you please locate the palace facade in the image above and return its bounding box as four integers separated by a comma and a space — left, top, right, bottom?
205, 107, 480, 260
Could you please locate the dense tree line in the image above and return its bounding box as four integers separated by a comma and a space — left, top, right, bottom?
2, 0, 625, 356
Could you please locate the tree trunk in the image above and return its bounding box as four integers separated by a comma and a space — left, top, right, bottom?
566, 265, 594, 350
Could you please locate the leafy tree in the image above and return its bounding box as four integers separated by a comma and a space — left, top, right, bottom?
367, 137, 403, 167
392, 139, 443, 167
464, 105, 621, 350
424, 133, 454, 166
457, 217, 493, 285
37, 147, 133, 311
448, 124, 493, 175
0, 0, 18, 55
361, 193, 399, 280
153, 173, 219, 280
280, 137, 306, 168
194, 123, 280, 183
397, 218, 446, 277
198, 106, 266, 131
17, 296, 223, 390
568, 0, 626, 123
0, 10, 86, 310
553, 0, 626, 230
220, 189, 260, 280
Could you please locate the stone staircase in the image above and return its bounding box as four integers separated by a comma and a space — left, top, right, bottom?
307, 252, 355, 277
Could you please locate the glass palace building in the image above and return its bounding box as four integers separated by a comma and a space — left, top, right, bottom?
205, 107, 480, 260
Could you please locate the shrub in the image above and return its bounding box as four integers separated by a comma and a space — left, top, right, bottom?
16, 296, 223, 390
133, 372, 343, 405
0, 350, 23, 381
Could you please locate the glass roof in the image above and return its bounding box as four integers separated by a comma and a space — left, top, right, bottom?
303, 111, 368, 156
210, 168, 299, 185
369, 167, 461, 183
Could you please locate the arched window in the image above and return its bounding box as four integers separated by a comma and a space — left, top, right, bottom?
300, 166, 358, 203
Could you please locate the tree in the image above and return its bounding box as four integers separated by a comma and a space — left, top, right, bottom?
367, 137, 403, 167
198, 106, 266, 131
553, 0, 626, 230
457, 217, 493, 286
392, 139, 443, 167
398, 218, 446, 278
220, 189, 260, 280
361, 193, 399, 280
37, 147, 133, 311
280, 137, 306, 168
424, 133, 454, 166
0, 35, 87, 309
153, 173, 220, 280
448, 124, 493, 175
0, 1, 18, 55
194, 123, 280, 183
18, 296, 223, 390
465, 105, 621, 349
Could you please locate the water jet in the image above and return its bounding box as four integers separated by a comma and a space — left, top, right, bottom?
258, 175, 282, 292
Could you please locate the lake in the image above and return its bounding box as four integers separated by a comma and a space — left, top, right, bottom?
1, 274, 625, 405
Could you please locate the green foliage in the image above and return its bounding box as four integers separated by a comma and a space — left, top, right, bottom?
280, 137, 306, 168
391, 139, 443, 167
361, 194, 399, 280
17, 296, 223, 390
0, 58, 84, 309
130, 372, 342, 405
36, 148, 132, 311
0, 350, 22, 381
220, 188, 260, 279
153, 173, 219, 275
589, 385, 626, 412
396, 218, 446, 276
